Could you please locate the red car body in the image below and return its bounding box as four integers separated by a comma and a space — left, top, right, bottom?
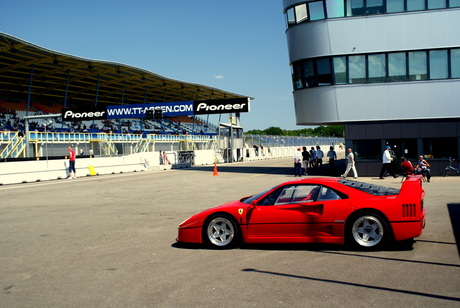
177, 176, 425, 249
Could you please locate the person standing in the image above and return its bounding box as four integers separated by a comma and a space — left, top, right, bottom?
327, 146, 337, 175
294, 148, 302, 177
309, 146, 316, 168
316, 146, 324, 170
379, 146, 398, 179
67, 145, 76, 179
341, 148, 358, 179
301, 146, 310, 175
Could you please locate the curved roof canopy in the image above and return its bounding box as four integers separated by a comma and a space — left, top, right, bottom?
0, 32, 251, 109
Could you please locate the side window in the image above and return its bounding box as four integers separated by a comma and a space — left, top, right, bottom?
291, 185, 320, 203
274, 185, 320, 204
276, 186, 297, 204
258, 185, 321, 205
317, 186, 342, 201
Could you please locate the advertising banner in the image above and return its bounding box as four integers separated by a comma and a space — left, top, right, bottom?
193, 98, 250, 115
106, 101, 193, 119
65, 98, 250, 121
62, 108, 107, 121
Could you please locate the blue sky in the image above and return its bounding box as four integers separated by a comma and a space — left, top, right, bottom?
0, 0, 302, 131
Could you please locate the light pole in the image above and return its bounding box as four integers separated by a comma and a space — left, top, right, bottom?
43, 120, 53, 165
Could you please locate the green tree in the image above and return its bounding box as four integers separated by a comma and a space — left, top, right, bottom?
245, 125, 343, 137
264, 126, 285, 136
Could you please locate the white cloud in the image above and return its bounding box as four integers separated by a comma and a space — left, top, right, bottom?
213, 75, 225, 79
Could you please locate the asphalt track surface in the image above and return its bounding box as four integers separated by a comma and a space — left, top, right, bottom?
1, 158, 459, 307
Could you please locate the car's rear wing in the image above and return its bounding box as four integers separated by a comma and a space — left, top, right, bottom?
399, 175, 425, 198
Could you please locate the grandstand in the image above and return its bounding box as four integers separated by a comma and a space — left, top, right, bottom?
0, 98, 215, 135
0, 32, 248, 135
0, 32, 344, 185
0, 32, 254, 160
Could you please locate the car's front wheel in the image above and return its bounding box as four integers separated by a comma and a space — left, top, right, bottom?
348, 213, 388, 249
203, 215, 238, 248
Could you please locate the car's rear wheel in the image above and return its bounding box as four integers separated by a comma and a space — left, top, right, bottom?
348, 213, 388, 250
203, 214, 238, 248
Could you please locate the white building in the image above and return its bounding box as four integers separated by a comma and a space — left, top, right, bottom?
282, 0, 460, 175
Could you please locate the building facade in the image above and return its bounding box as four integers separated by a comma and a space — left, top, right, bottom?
282, 0, 460, 175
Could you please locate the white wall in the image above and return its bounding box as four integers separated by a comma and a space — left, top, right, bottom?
0, 145, 345, 185
294, 80, 460, 124
284, 7, 460, 125
285, 10, 460, 61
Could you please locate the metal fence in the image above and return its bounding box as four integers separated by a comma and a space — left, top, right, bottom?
243, 134, 344, 148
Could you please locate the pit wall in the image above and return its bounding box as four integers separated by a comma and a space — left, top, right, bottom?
0, 144, 344, 185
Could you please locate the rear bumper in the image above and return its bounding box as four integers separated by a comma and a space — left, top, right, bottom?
391, 218, 425, 241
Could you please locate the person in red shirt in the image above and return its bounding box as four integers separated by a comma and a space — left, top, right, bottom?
67, 145, 76, 179
400, 157, 414, 179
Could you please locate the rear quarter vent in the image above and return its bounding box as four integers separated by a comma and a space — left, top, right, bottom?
402, 203, 417, 217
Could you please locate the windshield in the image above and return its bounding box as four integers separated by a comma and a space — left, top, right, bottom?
241, 186, 276, 204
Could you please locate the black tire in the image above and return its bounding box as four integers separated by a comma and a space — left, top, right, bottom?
443, 169, 453, 177
203, 214, 239, 248
347, 212, 390, 250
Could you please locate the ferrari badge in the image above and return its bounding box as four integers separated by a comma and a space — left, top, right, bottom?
238, 208, 244, 215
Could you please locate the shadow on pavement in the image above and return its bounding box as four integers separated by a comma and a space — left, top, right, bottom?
447, 203, 460, 257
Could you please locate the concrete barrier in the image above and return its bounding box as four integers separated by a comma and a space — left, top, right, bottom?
0, 146, 346, 185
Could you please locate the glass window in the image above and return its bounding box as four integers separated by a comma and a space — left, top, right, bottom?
368, 54, 386, 83
408, 51, 427, 81
451, 49, 460, 78
333, 56, 347, 84
407, 0, 425, 11
450, 0, 460, 7
326, 0, 345, 18
316, 58, 333, 86
291, 185, 321, 203
255, 186, 284, 206
388, 52, 406, 81
429, 50, 448, 79
349, 55, 366, 84
347, 0, 365, 16
354, 139, 381, 160
423, 138, 458, 159
276, 186, 297, 204
303, 60, 317, 87
286, 8, 295, 27
366, 0, 384, 15
386, 0, 404, 12
428, 0, 446, 9
309, 1, 326, 20
317, 187, 342, 201
295, 4, 308, 23
292, 64, 303, 90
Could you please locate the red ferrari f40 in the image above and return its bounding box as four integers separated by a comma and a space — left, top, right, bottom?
177, 176, 425, 250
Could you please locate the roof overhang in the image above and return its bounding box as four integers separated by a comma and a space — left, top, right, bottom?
0, 32, 252, 109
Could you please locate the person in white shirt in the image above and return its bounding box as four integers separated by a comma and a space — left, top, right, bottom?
341, 148, 358, 179
379, 146, 398, 179
316, 146, 324, 169
293, 148, 302, 177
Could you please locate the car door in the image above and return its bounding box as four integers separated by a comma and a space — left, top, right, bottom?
246, 184, 322, 239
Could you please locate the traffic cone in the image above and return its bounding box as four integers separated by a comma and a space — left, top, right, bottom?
212, 163, 219, 176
